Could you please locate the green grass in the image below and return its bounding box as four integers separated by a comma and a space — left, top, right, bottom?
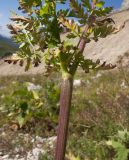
68, 69, 129, 159
0, 68, 129, 159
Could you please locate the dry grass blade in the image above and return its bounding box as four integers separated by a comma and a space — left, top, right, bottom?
7, 24, 25, 35
7, 24, 18, 35
96, 62, 116, 70
10, 15, 30, 22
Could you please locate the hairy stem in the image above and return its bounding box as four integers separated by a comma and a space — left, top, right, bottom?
55, 24, 90, 160
55, 73, 73, 160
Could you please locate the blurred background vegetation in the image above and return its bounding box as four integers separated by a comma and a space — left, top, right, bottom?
1, 67, 129, 159
0, 35, 17, 58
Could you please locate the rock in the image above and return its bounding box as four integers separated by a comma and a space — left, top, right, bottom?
92, 73, 102, 80
27, 83, 42, 91
36, 136, 44, 143
74, 79, 81, 87
120, 81, 127, 89
36, 144, 42, 148
47, 136, 57, 143
0, 152, 3, 156
1, 155, 9, 159
27, 148, 46, 160
0, 134, 56, 160
31, 138, 35, 143
1, 132, 6, 136
32, 148, 45, 157
73, 79, 85, 87
15, 155, 20, 158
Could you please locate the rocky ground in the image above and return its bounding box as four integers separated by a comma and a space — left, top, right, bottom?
0, 124, 56, 160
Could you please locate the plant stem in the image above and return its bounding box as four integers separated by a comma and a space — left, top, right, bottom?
55, 21, 90, 160
55, 73, 73, 160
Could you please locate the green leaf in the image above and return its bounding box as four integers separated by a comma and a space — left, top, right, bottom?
19, 42, 26, 49
20, 102, 28, 112
8, 0, 114, 75
116, 148, 129, 160
67, 33, 77, 39
107, 140, 129, 160
102, 7, 113, 14
17, 115, 25, 128
32, 90, 39, 100
82, 0, 91, 10
70, 0, 85, 18
96, 1, 105, 8
40, 5, 49, 16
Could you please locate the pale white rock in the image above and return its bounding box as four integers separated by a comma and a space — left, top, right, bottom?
31, 138, 35, 143
47, 136, 57, 142
0, 135, 56, 160
27, 82, 42, 91
0, 152, 3, 156
120, 81, 127, 89
74, 79, 86, 87
32, 148, 45, 157
36, 144, 42, 148
47, 136, 57, 148
96, 73, 102, 78
1, 132, 6, 136
15, 155, 20, 158
27, 148, 46, 160
73, 80, 82, 87
1, 155, 9, 159
36, 136, 45, 143
92, 73, 102, 80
